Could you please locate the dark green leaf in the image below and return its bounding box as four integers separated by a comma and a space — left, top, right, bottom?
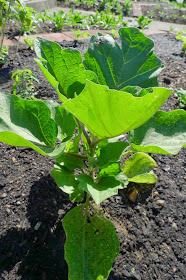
97, 142, 129, 168
84, 27, 163, 89
63, 204, 120, 280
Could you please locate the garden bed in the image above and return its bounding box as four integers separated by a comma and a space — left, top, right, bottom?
0, 32, 185, 280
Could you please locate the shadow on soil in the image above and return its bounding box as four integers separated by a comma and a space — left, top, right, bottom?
0, 175, 154, 280
0, 176, 70, 280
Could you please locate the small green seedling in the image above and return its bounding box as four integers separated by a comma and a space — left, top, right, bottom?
175, 89, 186, 108
176, 31, 186, 55
24, 36, 35, 50
11, 69, 39, 99
0, 45, 8, 65
136, 15, 152, 29
72, 29, 90, 41
0, 28, 185, 279
110, 28, 119, 38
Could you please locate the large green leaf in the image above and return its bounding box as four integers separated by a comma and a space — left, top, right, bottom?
122, 152, 157, 184
63, 81, 172, 140
129, 110, 186, 154
63, 204, 120, 280
0, 92, 69, 157
77, 174, 126, 204
34, 37, 97, 99
84, 27, 163, 89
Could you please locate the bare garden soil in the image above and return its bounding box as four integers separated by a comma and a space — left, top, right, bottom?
0, 33, 186, 280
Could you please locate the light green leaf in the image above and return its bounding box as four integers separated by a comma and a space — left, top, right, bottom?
35, 59, 67, 103
51, 164, 78, 194
97, 142, 129, 168
34, 37, 97, 99
122, 152, 157, 184
84, 27, 163, 89
63, 204, 119, 280
98, 162, 121, 177
0, 92, 66, 157
129, 110, 186, 154
63, 80, 172, 140
77, 174, 125, 204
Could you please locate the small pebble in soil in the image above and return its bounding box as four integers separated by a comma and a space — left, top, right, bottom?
0, 193, 7, 198
156, 199, 165, 206
172, 222, 178, 230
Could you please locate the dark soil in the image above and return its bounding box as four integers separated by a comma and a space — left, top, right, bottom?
0, 33, 186, 280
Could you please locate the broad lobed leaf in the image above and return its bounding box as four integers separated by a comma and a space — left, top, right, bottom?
63, 80, 172, 140
84, 27, 163, 90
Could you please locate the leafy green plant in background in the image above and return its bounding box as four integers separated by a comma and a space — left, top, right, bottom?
24, 36, 35, 50
11, 69, 39, 99
176, 30, 186, 55
136, 15, 152, 29
14, 4, 36, 35
73, 29, 89, 40
175, 89, 186, 108
0, 28, 186, 279
0, 0, 25, 62
0, 45, 8, 66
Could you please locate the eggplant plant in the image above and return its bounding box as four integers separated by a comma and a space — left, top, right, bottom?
0, 28, 186, 280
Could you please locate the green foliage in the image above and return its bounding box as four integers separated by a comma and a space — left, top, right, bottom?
14, 4, 36, 34
0, 0, 25, 57
72, 29, 90, 40
0, 45, 8, 65
84, 28, 163, 89
63, 204, 120, 280
136, 15, 152, 29
11, 69, 39, 99
0, 28, 186, 279
24, 37, 35, 50
176, 31, 186, 54
175, 89, 186, 108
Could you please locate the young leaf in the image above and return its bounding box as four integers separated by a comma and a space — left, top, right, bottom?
96, 142, 129, 168
55, 152, 84, 170
122, 152, 157, 184
98, 162, 121, 177
84, 27, 163, 89
63, 81, 172, 140
129, 110, 186, 154
77, 174, 127, 204
34, 37, 97, 99
63, 204, 120, 280
51, 164, 78, 194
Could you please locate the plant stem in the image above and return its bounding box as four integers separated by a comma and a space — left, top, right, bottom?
66, 152, 88, 160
